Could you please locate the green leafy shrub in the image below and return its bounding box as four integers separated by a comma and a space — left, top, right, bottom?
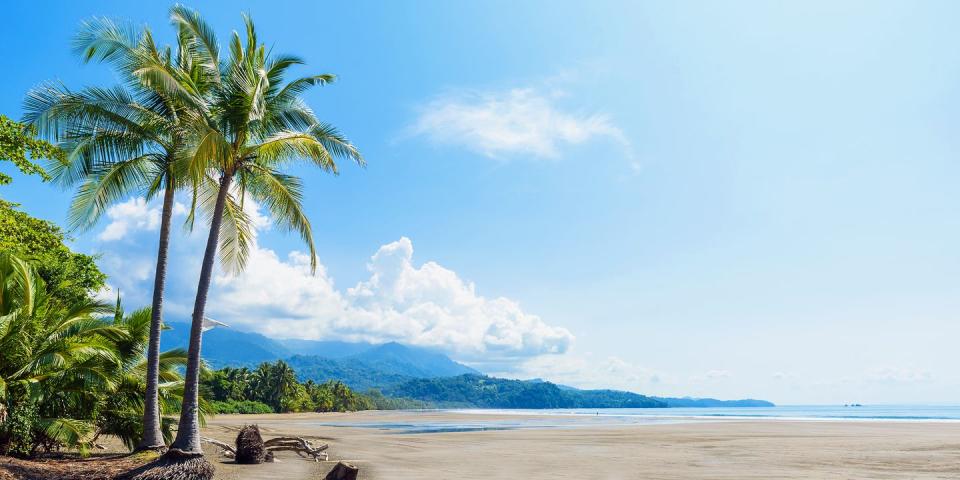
208, 400, 274, 415
0, 253, 194, 456
0, 200, 106, 305
0, 401, 40, 457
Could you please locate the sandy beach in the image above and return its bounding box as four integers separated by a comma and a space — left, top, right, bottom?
200, 411, 960, 479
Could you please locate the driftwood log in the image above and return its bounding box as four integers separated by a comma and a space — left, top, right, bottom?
324, 462, 359, 480
202, 426, 330, 463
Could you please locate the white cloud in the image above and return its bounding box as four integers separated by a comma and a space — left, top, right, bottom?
97, 197, 187, 241
210, 247, 346, 333
93, 283, 119, 304
205, 236, 573, 362
93, 198, 572, 363
344, 237, 573, 360
98, 198, 159, 241
408, 87, 628, 159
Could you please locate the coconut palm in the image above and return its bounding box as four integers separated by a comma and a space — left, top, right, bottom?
22, 18, 217, 450
249, 361, 298, 411
167, 7, 363, 455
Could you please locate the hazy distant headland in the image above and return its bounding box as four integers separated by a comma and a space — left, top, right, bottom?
163, 323, 773, 409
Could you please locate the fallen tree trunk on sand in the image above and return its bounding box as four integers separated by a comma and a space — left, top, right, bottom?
202, 427, 330, 463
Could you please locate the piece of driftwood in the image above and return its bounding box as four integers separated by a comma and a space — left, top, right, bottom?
264, 436, 330, 461
324, 461, 359, 480
201, 437, 236, 458
202, 433, 329, 462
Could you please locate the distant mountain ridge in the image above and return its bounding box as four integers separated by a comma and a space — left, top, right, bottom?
384, 374, 667, 408
284, 343, 479, 390
160, 323, 291, 366
160, 323, 479, 389
654, 397, 774, 408
160, 323, 773, 408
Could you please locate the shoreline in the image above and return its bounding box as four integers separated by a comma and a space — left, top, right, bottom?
200, 411, 960, 479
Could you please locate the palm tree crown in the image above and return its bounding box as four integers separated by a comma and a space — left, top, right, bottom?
164, 6, 363, 456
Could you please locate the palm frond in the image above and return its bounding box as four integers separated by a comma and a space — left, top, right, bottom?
170, 4, 220, 76
217, 188, 254, 275
246, 166, 317, 273
309, 122, 365, 167
72, 17, 140, 68
41, 417, 95, 455
64, 154, 160, 231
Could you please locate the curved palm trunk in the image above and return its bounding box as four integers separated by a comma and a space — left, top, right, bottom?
169, 173, 233, 454
137, 177, 176, 450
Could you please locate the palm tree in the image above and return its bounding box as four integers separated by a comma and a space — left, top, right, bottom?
23, 18, 216, 450
168, 7, 363, 456
249, 361, 298, 411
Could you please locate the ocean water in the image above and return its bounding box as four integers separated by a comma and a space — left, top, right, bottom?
456, 405, 960, 422
310, 405, 960, 434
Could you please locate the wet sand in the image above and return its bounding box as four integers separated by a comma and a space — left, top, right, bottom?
201, 411, 960, 479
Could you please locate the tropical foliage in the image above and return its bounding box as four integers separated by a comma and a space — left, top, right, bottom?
203, 361, 373, 413
0, 200, 106, 307
0, 114, 61, 185
4, 3, 364, 465
0, 253, 194, 457
383, 374, 667, 409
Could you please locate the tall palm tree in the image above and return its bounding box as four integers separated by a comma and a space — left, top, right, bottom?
168, 7, 363, 456
23, 18, 216, 450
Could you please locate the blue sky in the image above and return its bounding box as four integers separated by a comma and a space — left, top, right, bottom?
3, 1, 960, 404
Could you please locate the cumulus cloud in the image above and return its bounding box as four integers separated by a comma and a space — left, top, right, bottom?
343, 238, 573, 359
91, 197, 572, 363
204, 236, 573, 362
98, 197, 186, 241
408, 87, 628, 159
210, 248, 345, 333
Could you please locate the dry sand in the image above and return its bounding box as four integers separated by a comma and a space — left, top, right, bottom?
201, 411, 960, 479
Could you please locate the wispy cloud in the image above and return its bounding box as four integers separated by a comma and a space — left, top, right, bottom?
407, 87, 629, 160
494, 352, 668, 393
866, 367, 934, 384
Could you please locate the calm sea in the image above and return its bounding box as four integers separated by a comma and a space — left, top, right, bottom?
457, 405, 960, 422
311, 406, 960, 434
